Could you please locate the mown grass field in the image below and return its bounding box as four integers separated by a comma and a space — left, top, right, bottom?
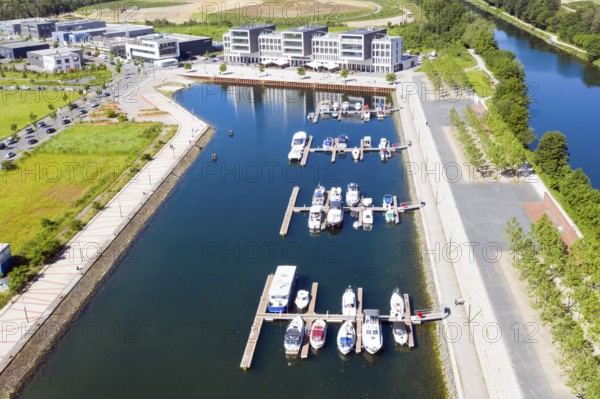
466, 69, 495, 97
0, 123, 162, 250
0, 90, 82, 140
0, 68, 112, 87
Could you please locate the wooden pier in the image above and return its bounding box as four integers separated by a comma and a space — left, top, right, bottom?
301, 137, 409, 165
280, 186, 300, 236
240, 275, 448, 369
299, 135, 313, 166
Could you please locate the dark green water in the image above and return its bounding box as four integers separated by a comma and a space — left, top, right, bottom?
18, 85, 446, 399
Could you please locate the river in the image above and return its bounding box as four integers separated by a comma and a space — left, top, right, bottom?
17, 85, 446, 399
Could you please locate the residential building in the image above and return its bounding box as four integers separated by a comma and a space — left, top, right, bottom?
27, 48, 83, 72
223, 24, 275, 63
125, 33, 179, 61
21, 19, 57, 39
0, 41, 50, 60
0, 244, 11, 276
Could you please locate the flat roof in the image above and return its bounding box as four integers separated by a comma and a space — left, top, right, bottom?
22, 19, 57, 26
55, 19, 104, 27
268, 265, 296, 297
285, 25, 327, 32
232, 23, 275, 31
161, 32, 211, 42
0, 18, 39, 25
105, 24, 153, 33
342, 27, 386, 35
0, 41, 49, 49
28, 48, 81, 56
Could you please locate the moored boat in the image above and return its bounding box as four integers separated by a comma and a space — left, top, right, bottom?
362, 309, 383, 355
337, 134, 349, 150
385, 209, 395, 224
354, 102, 362, 111
307, 112, 314, 120
322, 137, 334, 151
346, 183, 360, 207
332, 101, 340, 111
383, 194, 393, 210
326, 201, 343, 228
295, 289, 310, 310
337, 320, 356, 355
363, 110, 371, 121
288, 148, 303, 161
329, 186, 342, 202
377, 109, 385, 120
284, 316, 305, 355
312, 185, 326, 206
268, 265, 297, 313
291, 131, 307, 151
378, 137, 388, 150
361, 197, 373, 207
362, 208, 373, 231
390, 287, 404, 317
363, 136, 372, 148
393, 321, 409, 346
342, 286, 357, 317
352, 148, 360, 161
341, 101, 349, 111
308, 205, 323, 231
310, 319, 327, 350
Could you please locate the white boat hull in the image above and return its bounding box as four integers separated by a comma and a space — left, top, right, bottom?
337, 320, 356, 355
310, 320, 327, 350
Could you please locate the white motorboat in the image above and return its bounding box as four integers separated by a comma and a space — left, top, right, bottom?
390, 287, 404, 317
332, 111, 339, 119
268, 266, 297, 313
337, 134, 349, 150
354, 102, 362, 111
291, 131, 307, 151
308, 205, 323, 231
346, 183, 360, 207
363, 136, 372, 148
362, 309, 383, 355
363, 110, 371, 121
323, 137, 334, 151
288, 148, 303, 161
380, 149, 386, 161
361, 197, 373, 207
329, 186, 342, 202
362, 209, 373, 230
284, 316, 305, 355
337, 320, 356, 355
383, 194, 393, 210
342, 286, 357, 317
312, 185, 326, 206
320, 100, 331, 113
377, 109, 385, 120
307, 112, 314, 120
341, 101, 349, 111
385, 209, 395, 224
332, 101, 340, 111
378, 138, 388, 150
310, 319, 327, 350
393, 321, 409, 346
326, 201, 343, 228
352, 148, 360, 161
295, 289, 310, 310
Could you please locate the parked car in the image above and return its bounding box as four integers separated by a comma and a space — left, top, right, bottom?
90, 102, 99, 108
46, 127, 56, 134
5, 152, 15, 159
70, 103, 78, 109
0, 143, 6, 150
61, 119, 71, 125
5, 137, 14, 145
37, 121, 46, 128
103, 92, 111, 97
25, 127, 34, 134
79, 109, 88, 115
27, 138, 38, 145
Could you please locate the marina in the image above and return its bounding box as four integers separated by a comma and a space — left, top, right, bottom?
240, 271, 448, 370
280, 186, 425, 236
295, 134, 410, 166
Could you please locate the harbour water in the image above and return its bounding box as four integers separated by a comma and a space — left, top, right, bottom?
18, 84, 446, 398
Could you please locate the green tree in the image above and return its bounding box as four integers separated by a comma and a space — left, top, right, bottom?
182, 62, 191, 70
297, 67, 306, 78
28, 112, 37, 125
340, 68, 349, 80
219, 63, 227, 74
385, 73, 397, 84
115, 58, 122, 73
534, 131, 569, 187
258, 64, 265, 74
9, 123, 17, 135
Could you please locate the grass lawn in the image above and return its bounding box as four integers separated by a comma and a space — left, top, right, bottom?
0, 90, 83, 140
0, 68, 113, 88
0, 123, 164, 252
78, 0, 187, 12
466, 70, 495, 97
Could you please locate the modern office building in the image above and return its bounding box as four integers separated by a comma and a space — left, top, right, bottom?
225, 25, 406, 73
223, 24, 275, 63
104, 24, 154, 38
0, 41, 50, 60
27, 48, 83, 72
55, 19, 106, 33
125, 33, 179, 61
0, 18, 38, 35
163, 33, 212, 58
20, 19, 57, 39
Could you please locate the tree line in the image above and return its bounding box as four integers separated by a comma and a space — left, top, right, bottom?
0, 0, 110, 20
483, 0, 600, 61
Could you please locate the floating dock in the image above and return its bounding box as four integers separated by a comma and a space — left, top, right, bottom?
240, 275, 448, 370
279, 187, 425, 236
297, 137, 410, 165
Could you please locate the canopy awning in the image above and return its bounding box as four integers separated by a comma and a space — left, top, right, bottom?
323, 61, 339, 70
305, 60, 322, 69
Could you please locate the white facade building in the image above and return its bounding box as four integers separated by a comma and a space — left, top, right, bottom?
27, 48, 82, 72
224, 25, 405, 73
125, 33, 179, 61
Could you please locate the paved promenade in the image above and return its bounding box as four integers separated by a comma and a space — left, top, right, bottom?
0, 86, 209, 370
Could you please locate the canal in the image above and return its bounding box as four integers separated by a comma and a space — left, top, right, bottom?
17, 85, 446, 398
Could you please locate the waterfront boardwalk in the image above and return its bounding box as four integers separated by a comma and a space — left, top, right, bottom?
240, 275, 446, 370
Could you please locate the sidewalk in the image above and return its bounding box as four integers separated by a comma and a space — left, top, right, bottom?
0, 86, 209, 369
